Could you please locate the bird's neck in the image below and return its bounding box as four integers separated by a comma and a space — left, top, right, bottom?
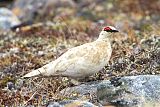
96, 32, 112, 55
96, 31, 110, 42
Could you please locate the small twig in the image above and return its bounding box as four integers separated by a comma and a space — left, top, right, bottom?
22, 78, 44, 106
24, 91, 38, 105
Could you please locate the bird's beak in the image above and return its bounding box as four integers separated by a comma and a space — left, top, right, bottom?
112, 30, 119, 32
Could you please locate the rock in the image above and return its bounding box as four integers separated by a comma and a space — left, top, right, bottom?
60, 81, 115, 107
97, 75, 160, 107
0, 8, 21, 30
61, 75, 160, 107
15, 79, 24, 90
11, 0, 76, 22
7, 82, 15, 90
60, 81, 100, 97
47, 100, 97, 107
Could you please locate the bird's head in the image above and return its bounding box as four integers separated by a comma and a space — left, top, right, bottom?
98, 26, 119, 40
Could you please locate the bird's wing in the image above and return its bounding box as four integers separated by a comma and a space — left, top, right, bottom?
60, 41, 109, 62
53, 41, 109, 73
60, 42, 95, 59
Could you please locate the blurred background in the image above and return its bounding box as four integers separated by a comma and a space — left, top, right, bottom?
1, 0, 160, 31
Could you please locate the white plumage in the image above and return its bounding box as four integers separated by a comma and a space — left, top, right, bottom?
23, 26, 119, 79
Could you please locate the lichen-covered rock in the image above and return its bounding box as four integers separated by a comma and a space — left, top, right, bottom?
0, 8, 20, 30
47, 100, 98, 107
60, 81, 99, 97
97, 75, 160, 107
61, 75, 160, 107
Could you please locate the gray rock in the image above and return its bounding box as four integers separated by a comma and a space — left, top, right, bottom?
60, 81, 110, 106
7, 81, 15, 90
61, 75, 160, 107
11, 0, 76, 22
60, 81, 100, 97
0, 8, 21, 30
47, 100, 97, 107
15, 78, 24, 89
97, 75, 160, 107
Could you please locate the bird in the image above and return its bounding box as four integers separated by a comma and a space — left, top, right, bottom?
23, 26, 119, 79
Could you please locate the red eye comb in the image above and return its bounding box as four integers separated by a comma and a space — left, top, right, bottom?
103, 26, 119, 32
103, 27, 112, 31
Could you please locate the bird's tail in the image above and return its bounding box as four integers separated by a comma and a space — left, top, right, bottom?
22, 61, 56, 78
22, 69, 43, 78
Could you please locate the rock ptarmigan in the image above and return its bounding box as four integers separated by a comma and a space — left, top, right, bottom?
23, 26, 119, 79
